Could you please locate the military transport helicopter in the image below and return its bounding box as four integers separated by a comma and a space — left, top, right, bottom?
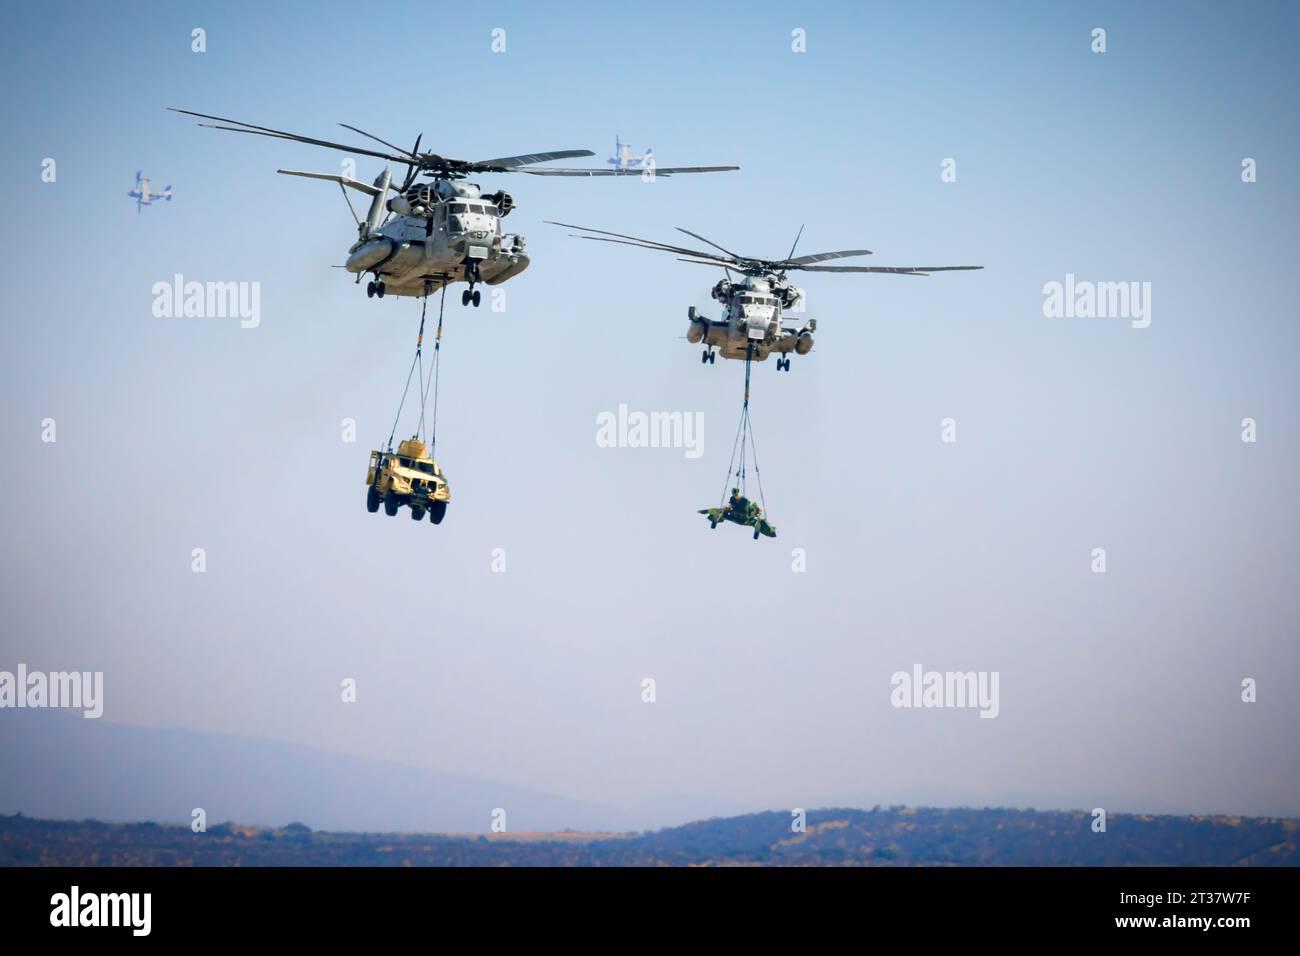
550, 221, 983, 369
169, 109, 737, 306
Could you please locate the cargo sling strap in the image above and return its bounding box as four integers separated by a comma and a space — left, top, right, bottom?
386, 284, 448, 455
719, 343, 769, 517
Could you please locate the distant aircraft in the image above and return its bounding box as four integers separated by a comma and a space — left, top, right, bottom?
608, 136, 653, 171
128, 171, 172, 212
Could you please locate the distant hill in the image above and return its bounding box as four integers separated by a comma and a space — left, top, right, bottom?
2, 807, 1295, 866
0, 709, 630, 834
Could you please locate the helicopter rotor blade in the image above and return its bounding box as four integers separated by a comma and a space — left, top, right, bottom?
546, 221, 738, 263
677, 258, 740, 272
568, 234, 739, 266
778, 249, 875, 266
170, 108, 413, 163
675, 227, 743, 261
796, 264, 984, 275
474, 149, 595, 169
786, 224, 805, 261
399, 135, 423, 193
197, 123, 407, 159
517, 164, 738, 177
337, 123, 417, 159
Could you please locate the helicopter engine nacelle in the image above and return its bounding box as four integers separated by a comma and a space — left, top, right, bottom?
795, 331, 814, 355
711, 279, 732, 301
384, 195, 431, 217
487, 191, 514, 216
389, 183, 438, 217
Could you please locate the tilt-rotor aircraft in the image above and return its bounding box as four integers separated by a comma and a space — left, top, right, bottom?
128, 171, 172, 212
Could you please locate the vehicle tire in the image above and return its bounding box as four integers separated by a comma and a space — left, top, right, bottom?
429, 501, 447, 524
383, 492, 400, 516
366, 485, 380, 513
410, 507, 425, 521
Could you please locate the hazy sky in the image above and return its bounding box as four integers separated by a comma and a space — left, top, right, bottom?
1, 0, 1297, 828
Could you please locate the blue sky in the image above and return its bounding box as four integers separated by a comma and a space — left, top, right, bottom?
1, 0, 1297, 828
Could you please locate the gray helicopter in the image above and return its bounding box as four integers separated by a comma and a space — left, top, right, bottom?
551, 222, 983, 369
170, 109, 737, 306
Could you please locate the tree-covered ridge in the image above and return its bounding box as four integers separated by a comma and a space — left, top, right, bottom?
2, 807, 1295, 867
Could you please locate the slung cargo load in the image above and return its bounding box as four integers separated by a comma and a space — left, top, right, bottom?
366, 437, 450, 524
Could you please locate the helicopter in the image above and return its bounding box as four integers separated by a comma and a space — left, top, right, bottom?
550, 221, 983, 369
169, 109, 738, 307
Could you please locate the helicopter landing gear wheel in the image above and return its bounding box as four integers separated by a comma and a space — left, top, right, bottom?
461, 289, 471, 306
375, 281, 386, 298
754, 528, 761, 540
709, 351, 717, 364
366, 281, 376, 299
366, 485, 380, 513
710, 518, 718, 529
701, 350, 709, 364
472, 289, 481, 308
777, 356, 790, 371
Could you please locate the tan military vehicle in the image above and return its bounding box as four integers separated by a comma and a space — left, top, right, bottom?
365, 437, 450, 523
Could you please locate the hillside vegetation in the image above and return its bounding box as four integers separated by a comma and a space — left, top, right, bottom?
3, 807, 1296, 866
